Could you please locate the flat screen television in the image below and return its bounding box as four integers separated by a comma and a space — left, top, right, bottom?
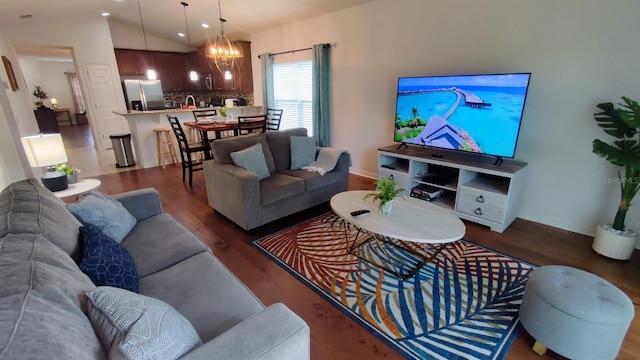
394, 73, 531, 159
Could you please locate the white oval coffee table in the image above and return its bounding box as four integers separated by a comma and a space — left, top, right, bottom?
330, 190, 466, 279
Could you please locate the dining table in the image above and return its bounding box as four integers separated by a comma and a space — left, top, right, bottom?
183, 117, 266, 160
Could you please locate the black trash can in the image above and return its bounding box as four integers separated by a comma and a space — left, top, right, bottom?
109, 134, 136, 168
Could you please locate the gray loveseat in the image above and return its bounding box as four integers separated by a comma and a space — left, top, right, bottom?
0, 179, 309, 359
204, 128, 351, 230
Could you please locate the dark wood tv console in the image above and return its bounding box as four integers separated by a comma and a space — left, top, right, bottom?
377, 145, 528, 232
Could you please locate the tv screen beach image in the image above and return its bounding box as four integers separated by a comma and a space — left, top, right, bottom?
395, 73, 530, 158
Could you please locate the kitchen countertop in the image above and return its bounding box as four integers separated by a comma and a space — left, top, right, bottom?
114, 105, 262, 117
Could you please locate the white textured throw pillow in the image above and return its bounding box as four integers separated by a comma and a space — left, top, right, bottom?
85, 287, 201, 360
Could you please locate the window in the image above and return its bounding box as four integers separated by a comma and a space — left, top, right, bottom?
273, 60, 312, 135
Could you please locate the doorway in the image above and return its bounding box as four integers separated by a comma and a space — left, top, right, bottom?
15, 45, 128, 176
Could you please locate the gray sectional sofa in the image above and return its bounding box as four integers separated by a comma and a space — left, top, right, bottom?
0, 179, 310, 359
204, 128, 351, 230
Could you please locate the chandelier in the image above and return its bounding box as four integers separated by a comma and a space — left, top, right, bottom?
205, 0, 243, 74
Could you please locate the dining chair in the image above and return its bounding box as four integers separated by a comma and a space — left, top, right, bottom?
192, 108, 217, 121
167, 115, 209, 186
266, 108, 283, 131
237, 114, 267, 136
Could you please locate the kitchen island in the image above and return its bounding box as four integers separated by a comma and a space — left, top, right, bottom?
114, 106, 263, 168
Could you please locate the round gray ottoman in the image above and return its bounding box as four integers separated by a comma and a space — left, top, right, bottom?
519, 265, 634, 359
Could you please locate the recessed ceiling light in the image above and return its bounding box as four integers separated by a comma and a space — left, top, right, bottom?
178, 32, 186, 37
101, 12, 111, 17
201, 23, 209, 28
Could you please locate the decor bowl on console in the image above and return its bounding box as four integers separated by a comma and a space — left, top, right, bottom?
591, 96, 640, 260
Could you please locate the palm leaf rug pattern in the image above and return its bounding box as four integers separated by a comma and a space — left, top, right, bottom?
254, 213, 536, 360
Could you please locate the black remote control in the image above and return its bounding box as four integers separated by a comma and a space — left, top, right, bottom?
350, 209, 370, 217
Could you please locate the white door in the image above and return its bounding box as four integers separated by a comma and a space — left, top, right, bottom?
85, 64, 124, 150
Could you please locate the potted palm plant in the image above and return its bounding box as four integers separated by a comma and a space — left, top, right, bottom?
32, 85, 48, 108
592, 96, 640, 260
363, 175, 406, 214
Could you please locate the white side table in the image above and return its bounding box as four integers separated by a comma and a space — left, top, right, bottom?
54, 178, 101, 201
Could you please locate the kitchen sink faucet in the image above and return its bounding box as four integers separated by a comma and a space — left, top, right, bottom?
185, 95, 196, 108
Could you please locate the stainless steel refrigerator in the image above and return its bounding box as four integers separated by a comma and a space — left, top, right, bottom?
122, 79, 165, 111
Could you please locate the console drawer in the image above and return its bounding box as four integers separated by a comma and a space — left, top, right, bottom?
457, 187, 506, 223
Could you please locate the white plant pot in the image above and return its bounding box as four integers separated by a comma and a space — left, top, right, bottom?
380, 200, 393, 215
592, 224, 637, 260
67, 173, 78, 184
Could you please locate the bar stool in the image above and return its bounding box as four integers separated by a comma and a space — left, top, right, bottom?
153, 128, 178, 169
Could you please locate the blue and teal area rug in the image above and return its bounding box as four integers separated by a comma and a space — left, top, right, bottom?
254, 213, 536, 360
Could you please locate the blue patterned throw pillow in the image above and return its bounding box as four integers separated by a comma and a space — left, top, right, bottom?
80, 224, 139, 293
67, 190, 137, 243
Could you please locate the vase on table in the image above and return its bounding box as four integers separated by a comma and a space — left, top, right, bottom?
67, 172, 78, 184
380, 200, 393, 215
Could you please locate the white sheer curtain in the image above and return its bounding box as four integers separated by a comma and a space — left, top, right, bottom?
65, 72, 86, 114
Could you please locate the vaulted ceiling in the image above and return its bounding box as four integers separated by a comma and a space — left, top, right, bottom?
0, 0, 374, 48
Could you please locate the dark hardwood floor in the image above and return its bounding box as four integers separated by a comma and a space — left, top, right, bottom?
59, 124, 93, 149
93, 166, 640, 360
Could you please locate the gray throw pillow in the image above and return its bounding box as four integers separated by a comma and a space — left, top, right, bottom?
290, 136, 317, 169
230, 143, 271, 180
67, 190, 137, 243
85, 287, 202, 360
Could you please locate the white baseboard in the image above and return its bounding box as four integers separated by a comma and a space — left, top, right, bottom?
349, 168, 376, 179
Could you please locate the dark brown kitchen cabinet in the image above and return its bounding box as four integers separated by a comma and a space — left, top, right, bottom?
115, 49, 190, 91
114, 43, 253, 92
114, 49, 142, 76
190, 47, 212, 75
237, 41, 253, 93
154, 52, 189, 92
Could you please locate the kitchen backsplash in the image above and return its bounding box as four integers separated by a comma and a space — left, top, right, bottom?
164, 90, 254, 108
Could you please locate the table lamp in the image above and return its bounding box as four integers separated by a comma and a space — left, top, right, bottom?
21, 133, 69, 192
50, 98, 58, 108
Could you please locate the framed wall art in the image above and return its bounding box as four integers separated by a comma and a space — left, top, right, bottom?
2, 55, 19, 91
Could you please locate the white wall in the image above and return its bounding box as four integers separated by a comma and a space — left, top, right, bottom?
2, 17, 129, 151
0, 29, 33, 189
250, 0, 640, 237
18, 57, 42, 106
39, 61, 76, 112
109, 21, 191, 52
19, 58, 76, 112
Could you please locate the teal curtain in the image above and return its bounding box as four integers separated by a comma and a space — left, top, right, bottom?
312, 44, 331, 147
260, 53, 275, 111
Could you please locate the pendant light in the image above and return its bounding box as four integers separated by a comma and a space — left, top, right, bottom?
205, 0, 243, 75
137, 0, 156, 80
181, 2, 198, 81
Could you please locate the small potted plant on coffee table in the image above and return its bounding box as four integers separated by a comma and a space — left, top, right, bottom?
363, 175, 406, 214
591, 96, 640, 260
